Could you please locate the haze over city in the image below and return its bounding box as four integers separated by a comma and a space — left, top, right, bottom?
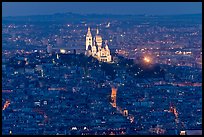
2, 2, 202, 17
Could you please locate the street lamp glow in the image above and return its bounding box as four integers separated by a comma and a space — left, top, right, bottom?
144, 56, 151, 63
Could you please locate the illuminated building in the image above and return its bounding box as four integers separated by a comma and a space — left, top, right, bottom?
85, 27, 112, 62
180, 131, 186, 135
111, 87, 117, 108
123, 109, 128, 116
60, 49, 66, 54
85, 27, 93, 50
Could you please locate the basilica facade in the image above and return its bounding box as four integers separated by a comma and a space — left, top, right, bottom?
85, 27, 112, 63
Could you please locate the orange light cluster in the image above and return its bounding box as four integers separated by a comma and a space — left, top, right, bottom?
111, 87, 117, 97
143, 56, 151, 63
2, 100, 10, 110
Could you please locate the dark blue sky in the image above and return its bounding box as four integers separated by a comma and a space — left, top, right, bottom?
2, 2, 202, 17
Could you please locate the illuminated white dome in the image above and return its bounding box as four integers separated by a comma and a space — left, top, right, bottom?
96, 35, 102, 42
95, 28, 102, 43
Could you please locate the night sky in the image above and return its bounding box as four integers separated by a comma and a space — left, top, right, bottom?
2, 2, 202, 17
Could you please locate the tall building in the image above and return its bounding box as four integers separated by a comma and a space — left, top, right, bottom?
86, 27, 92, 50
111, 87, 117, 108
85, 27, 112, 62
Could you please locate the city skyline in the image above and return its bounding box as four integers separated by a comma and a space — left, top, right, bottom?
2, 2, 202, 17
2, 2, 202, 135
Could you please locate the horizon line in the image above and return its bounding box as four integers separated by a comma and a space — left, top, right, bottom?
3, 12, 202, 18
